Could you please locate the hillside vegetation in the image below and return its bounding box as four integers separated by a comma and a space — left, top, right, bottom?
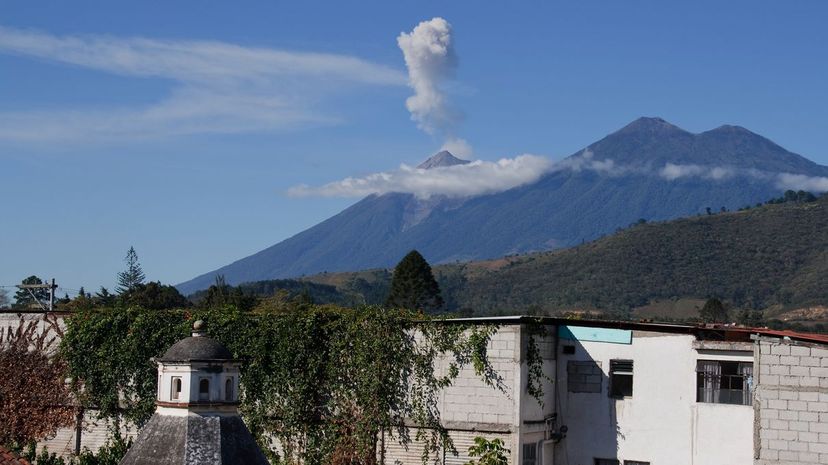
299, 196, 828, 319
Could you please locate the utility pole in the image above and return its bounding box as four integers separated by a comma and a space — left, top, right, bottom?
16, 278, 58, 311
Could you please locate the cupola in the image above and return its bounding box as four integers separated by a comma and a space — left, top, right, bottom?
155, 320, 240, 410
119, 320, 269, 465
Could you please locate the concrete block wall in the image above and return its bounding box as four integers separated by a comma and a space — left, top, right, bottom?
37, 410, 138, 459
755, 338, 828, 465
438, 326, 520, 429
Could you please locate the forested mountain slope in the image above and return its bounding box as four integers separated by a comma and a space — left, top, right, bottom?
178, 117, 828, 294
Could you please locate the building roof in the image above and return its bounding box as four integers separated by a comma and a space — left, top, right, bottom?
158, 335, 233, 362
0, 447, 31, 465
444, 315, 828, 346
119, 412, 269, 465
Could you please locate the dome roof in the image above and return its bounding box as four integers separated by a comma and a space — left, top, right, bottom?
159, 336, 233, 362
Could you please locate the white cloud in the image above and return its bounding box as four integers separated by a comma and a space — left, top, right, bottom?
288, 154, 552, 199
659, 163, 736, 181
397, 18, 458, 136
0, 26, 406, 143
775, 173, 828, 192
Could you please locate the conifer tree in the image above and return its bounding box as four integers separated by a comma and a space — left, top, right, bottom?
117, 246, 146, 294
699, 297, 728, 323
385, 250, 444, 312
13, 276, 48, 309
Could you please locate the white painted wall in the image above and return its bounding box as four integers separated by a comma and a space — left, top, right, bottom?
555, 331, 754, 465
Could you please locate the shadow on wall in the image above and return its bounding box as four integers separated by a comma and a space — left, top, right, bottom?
554, 337, 621, 465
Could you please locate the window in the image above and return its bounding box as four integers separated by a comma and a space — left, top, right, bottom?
609, 360, 633, 397
171, 377, 182, 400
199, 378, 210, 401
225, 378, 234, 401
594, 459, 619, 465
697, 360, 753, 405
522, 443, 537, 465
567, 361, 602, 393
562, 345, 576, 354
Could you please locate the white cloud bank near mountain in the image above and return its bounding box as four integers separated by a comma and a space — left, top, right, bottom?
290, 148, 828, 200
288, 154, 553, 199
0, 26, 405, 142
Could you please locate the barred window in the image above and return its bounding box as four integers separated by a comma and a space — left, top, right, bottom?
522, 443, 537, 465
696, 360, 753, 405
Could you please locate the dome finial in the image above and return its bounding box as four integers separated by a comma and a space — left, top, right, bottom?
192, 319, 206, 337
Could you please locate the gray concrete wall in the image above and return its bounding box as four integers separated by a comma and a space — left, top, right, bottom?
755, 337, 828, 464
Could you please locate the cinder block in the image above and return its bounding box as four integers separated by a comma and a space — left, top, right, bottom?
760, 429, 779, 439
799, 411, 818, 422
763, 389, 779, 400
780, 375, 800, 386
778, 429, 797, 440
808, 402, 828, 412
770, 419, 789, 431
800, 357, 821, 367
761, 345, 770, 355
810, 441, 828, 453
798, 451, 819, 463
780, 390, 798, 400
791, 346, 811, 356
789, 366, 809, 376
771, 365, 791, 375
801, 376, 820, 387
769, 439, 789, 450
771, 345, 791, 356
799, 391, 819, 402
788, 400, 807, 411
797, 431, 819, 443
778, 450, 798, 460
779, 410, 798, 421
762, 448, 778, 460
789, 421, 809, 432
769, 399, 788, 410
764, 354, 780, 364
761, 409, 779, 420
764, 375, 780, 385
810, 367, 828, 377
781, 355, 800, 365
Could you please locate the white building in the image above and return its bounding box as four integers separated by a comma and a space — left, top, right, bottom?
386, 317, 828, 465
7, 311, 827, 464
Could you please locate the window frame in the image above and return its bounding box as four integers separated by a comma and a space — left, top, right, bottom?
609, 359, 634, 398
198, 378, 210, 401
696, 359, 753, 406
171, 376, 182, 401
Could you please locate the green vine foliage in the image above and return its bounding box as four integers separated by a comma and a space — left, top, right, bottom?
60, 304, 501, 465
463, 437, 509, 465
524, 320, 552, 406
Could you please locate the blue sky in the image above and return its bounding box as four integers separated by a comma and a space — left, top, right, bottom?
1, 0, 827, 294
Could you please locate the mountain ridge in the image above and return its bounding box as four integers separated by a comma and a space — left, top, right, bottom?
177, 117, 828, 294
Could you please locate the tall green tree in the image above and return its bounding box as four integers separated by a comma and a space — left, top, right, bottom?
117, 247, 146, 294
699, 297, 728, 323
385, 250, 444, 312
13, 276, 48, 310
